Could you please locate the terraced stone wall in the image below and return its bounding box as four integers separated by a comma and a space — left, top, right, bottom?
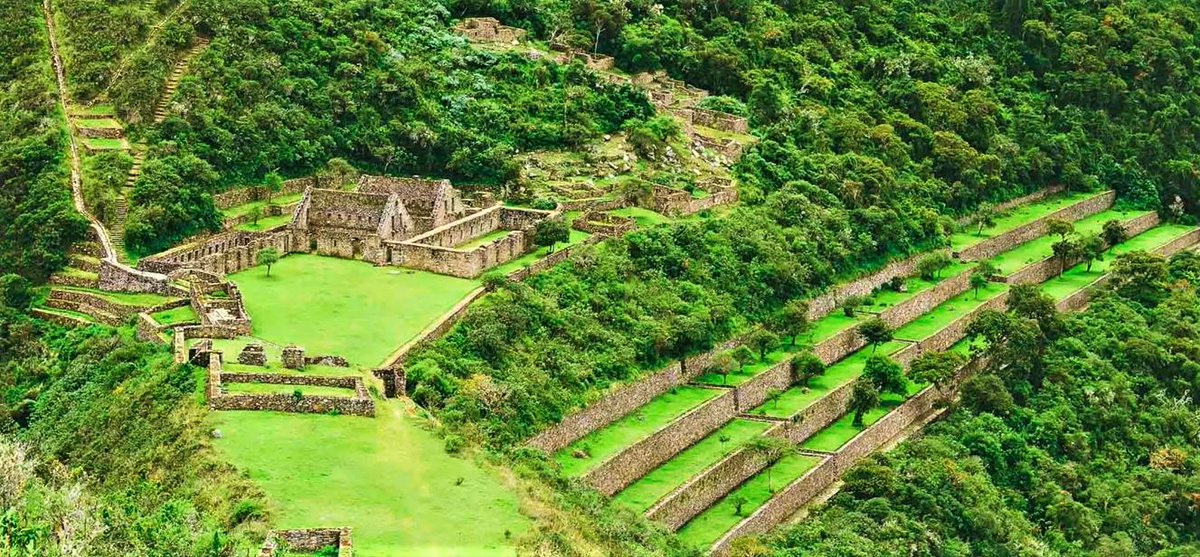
892, 291, 1010, 368
98, 260, 172, 294
259, 527, 353, 557
805, 251, 933, 322
956, 190, 1115, 262
1004, 212, 1161, 286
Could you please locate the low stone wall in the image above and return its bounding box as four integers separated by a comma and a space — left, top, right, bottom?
98, 260, 172, 294
31, 308, 92, 327
892, 291, 1010, 367
690, 108, 749, 134
380, 287, 487, 372
44, 297, 124, 326
47, 289, 187, 320
138, 229, 292, 276
134, 313, 169, 344
811, 326, 866, 366
208, 366, 374, 417
49, 272, 97, 288
1051, 227, 1200, 313
259, 527, 353, 557
956, 190, 1115, 262
389, 206, 553, 278
644, 184, 738, 217
805, 250, 934, 322
876, 270, 971, 328
453, 17, 526, 44
572, 211, 636, 236
213, 176, 323, 210
583, 388, 736, 496
1004, 212, 1161, 286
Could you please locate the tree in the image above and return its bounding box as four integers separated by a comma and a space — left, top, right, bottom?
858, 318, 893, 353
862, 355, 907, 396
848, 379, 880, 427
0, 274, 33, 311
708, 352, 735, 385
248, 205, 263, 226
1080, 235, 1105, 272
1111, 251, 1170, 306
917, 252, 952, 280
791, 353, 825, 388
1101, 219, 1127, 250
1047, 218, 1074, 241
841, 295, 865, 317
974, 202, 996, 235
732, 345, 755, 371
771, 300, 810, 346
745, 329, 779, 361
765, 387, 783, 409
959, 373, 1013, 415
968, 261, 996, 299
572, 0, 630, 52
256, 248, 280, 277
263, 171, 283, 206
317, 158, 356, 190
1051, 236, 1082, 276
909, 351, 967, 403
742, 436, 796, 492
534, 219, 570, 253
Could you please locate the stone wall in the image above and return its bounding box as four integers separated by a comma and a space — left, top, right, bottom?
1004, 211, 1161, 286
135, 313, 169, 344
453, 17, 527, 43
892, 291, 1010, 367
98, 260, 172, 294
213, 176, 325, 210
259, 527, 352, 557
644, 184, 738, 217
389, 206, 553, 278
208, 366, 375, 417
47, 289, 188, 320
583, 388, 736, 496
381, 287, 487, 372
138, 229, 291, 276
956, 190, 1115, 261
572, 211, 636, 236
30, 308, 91, 327
805, 250, 935, 322
954, 186, 1065, 227
690, 108, 749, 134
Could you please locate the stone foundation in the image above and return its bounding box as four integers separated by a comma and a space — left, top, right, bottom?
259, 527, 352, 557
207, 363, 375, 417
237, 344, 267, 366
282, 345, 305, 369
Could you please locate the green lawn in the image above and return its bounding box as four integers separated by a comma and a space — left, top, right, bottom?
990, 209, 1149, 275
492, 229, 590, 275
676, 454, 820, 549
57, 285, 177, 307
743, 341, 908, 420
236, 214, 292, 232
75, 118, 122, 129
81, 137, 129, 150
222, 382, 354, 398
949, 191, 1102, 252
455, 229, 512, 249
228, 254, 479, 367
612, 419, 772, 512
36, 306, 98, 324
555, 386, 723, 477
858, 261, 972, 314
211, 400, 528, 557
608, 207, 672, 227
1040, 223, 1197, 300
694, 345, 792, 387
799, 382, 924, 452
70, 104, 116, 117
892, 282, 1009, 341
807, 311, 863, 343
151, 305, 198, 326
222, 192, 306, 219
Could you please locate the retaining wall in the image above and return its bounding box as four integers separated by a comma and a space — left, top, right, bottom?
954, 186, 1065, 227
892, 291, 1010, 368
208, 365, 374, 417
956, 190, 1115, 262
1004, 212, 1160, 286
804, 251, 934, 322
98, 260, 172, 294
259, 527, 353, 557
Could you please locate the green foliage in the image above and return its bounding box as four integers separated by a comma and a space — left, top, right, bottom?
82, 151, 134, 224
790, 353, 824, 388
126, 154, 222, 255
847, 379, 880, 428
533, 219, 571, 252
916, 252, 951, 280
0, 1, 88, 282
857, 318, 893, 353
257, 247, 280, 276
0, 274, 34, 311
861, 355, 906, 397
744, 328, 778, 361
623, 115, 682, 160
1111, 251, 1171, 306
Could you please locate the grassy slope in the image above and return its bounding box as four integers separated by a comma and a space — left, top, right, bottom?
948, 191, 1099, 252
1040, 223, 1197, 300
228, 254, 478, 367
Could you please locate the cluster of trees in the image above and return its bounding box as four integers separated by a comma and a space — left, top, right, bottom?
743, 251, 1200, 556
0, 1, 89, 282
0, 288, 269, 555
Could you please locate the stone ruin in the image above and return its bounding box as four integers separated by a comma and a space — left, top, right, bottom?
259, 527, 353, 557
282, 345, 305, 369
452, 17, 526, 44
237, 343, 266, 366
548, 42, 615, 71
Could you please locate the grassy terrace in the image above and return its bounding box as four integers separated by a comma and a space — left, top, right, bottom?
613, 418, 773, 512
608, 206, 672, 227
676, 454, 820, 549
81, 137, 129, 150
37, 307, 97, 324
949, 191, 1100, 252
229, 255, 478, 367
236, 214, 292, 232
455, 229, 511, 249
800, 381, 925, 453
198, 338, 363, 377
492, 229, 590, 275
555, 386, 723, 477
70, 104, 116, 117
990, 209, 1150, 274
151, 305, 197, 326
1040, 223, 1197, 300
75, 118, 121, 129
55, 285, 177, 306
222, 192, 305, 219
222, 382, 355, 397
892, 281, 1009, 341
743, 341, 909, 420
859, 261, 972, 313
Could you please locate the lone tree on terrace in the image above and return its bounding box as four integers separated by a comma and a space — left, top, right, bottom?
917, 252, 952, 280
791, 353, 825, 388
858, 317, 893, 353
862, 354, 908, 397
974, 201, 997, 235
1101, 219, 1127, 251
840, 295, 865, 317
1051, 235, 1082, 276
534, 219, 570, 253
909, 351, 967, 404
732, 345, 755, 371
708, 351, 735, 385
745, 329, 779, 361
1081, 235, 1106, 272
257, 248, 280, 277
248, 206, 263, 226
742, 436, 796, 493
263, 171, 283, 206
1047, 218, 1074, 241
970, 261, 998, 299
848, 379, 880, 427
771, 299, 810, 346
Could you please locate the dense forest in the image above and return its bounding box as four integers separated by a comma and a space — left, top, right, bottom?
0, 0, 88, 281
740, 251, 1200, 557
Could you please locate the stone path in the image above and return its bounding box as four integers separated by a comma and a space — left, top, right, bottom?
154, 37, 209, 123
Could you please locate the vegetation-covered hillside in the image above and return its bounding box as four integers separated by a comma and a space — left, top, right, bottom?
745, 251, 1200, 556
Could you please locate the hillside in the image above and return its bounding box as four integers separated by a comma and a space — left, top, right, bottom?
1, 0, 1200, 556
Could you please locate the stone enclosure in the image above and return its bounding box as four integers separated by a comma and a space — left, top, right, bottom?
204, 352, 375, 417
453, 17, 526, 44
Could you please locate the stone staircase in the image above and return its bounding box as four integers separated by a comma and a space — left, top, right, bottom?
153, 37, 209, 123
112, 196, 128, 257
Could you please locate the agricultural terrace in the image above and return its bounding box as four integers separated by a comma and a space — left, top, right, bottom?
989, 209, 1150, 274
1040, 223, 1197, 300
948, 190, 1100, 252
